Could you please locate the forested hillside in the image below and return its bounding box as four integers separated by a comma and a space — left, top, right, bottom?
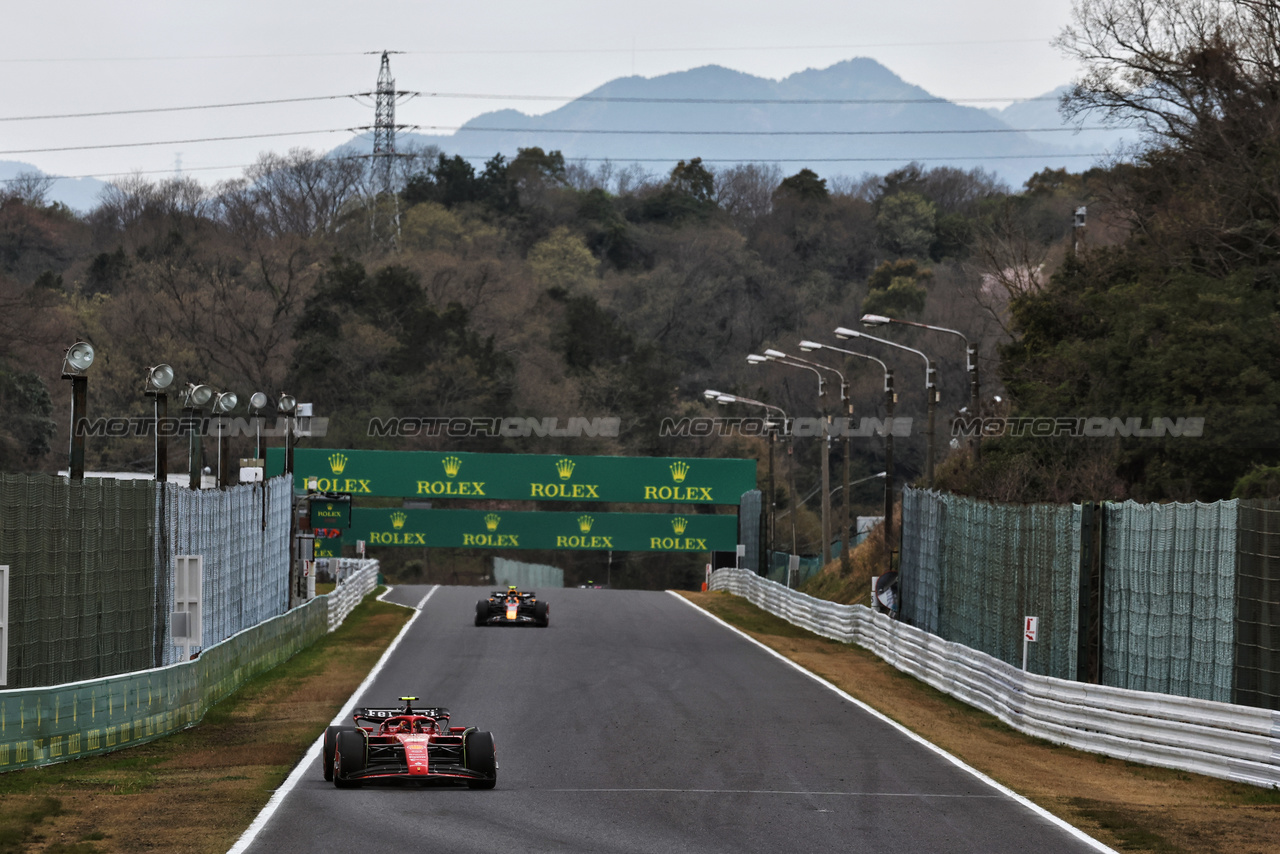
4, 0, 1280, 552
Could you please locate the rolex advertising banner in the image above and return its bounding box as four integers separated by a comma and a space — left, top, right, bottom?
339, 507, 737, 552
266, 448, 756, 505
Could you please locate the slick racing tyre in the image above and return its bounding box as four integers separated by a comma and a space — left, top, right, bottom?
464, 730, 497, 789
323, 726, 361, 782
321, 726, 344, 781
533, 600, 549, 627
333, 729, 367, 788
475, 600, 489, 627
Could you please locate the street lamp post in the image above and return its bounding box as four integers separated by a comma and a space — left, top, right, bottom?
799, 340, 897, 570
181, 383, 214, 489
248, 391, 270, 461
143, 365, 175, 482
754, 349, 849, 567
705, 389, 788, 578
861, 313, 980, 462
211, 391, 238, 489
60, 341, 96, 481
835, 326, 937, 488
278, 393, 297, 475
827, 471, 888, 547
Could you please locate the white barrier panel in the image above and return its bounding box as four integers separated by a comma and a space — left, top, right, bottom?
326, 561, 380, 633
708, 568, 1280, 788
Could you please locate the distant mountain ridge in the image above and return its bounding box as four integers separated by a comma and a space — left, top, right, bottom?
15, 58, 1140, 211
0, 160, 109, 213
384, 59, 1137, 188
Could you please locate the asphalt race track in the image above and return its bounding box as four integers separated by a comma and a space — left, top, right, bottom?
235, 585, 1110, 854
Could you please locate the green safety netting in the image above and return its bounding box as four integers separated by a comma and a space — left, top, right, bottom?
899, 488, 1080, 680
2, 475, 157, 688
1235, 500, 1280, 709
1102, 500, 1237, 702
1, 474, 292, 689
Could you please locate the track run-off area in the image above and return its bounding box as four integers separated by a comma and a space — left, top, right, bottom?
231, 585, 1113, 854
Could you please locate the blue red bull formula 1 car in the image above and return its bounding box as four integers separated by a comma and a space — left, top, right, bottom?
475, 587, 549, 627
321, 697, 497, 789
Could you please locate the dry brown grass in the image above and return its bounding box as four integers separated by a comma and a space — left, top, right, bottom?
800, 504, 899, 606
0, 592, 412, 854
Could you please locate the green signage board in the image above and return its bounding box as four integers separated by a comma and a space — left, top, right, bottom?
314, 537, 343, 558
266, 448, 756, 505
309, 497, 351, 528
327, 507, 737, 552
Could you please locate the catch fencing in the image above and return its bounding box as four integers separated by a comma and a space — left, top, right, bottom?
898, 489, 1081, 680
2, 474, 292, 689
709, 568, 1280, 788
897, 488, 1280, 709
157, 479, 292, 666
0, 560, 381, 773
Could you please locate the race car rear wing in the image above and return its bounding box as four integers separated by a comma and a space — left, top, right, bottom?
354, 706, 450, 723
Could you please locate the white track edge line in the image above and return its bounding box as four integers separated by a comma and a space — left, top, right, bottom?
667, 590, 1118, 854
226, 584, 440, 854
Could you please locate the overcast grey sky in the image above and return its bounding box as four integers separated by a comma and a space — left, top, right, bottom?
2, 0, 1081, 183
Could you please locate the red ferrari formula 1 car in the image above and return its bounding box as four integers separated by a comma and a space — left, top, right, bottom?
321, 697, 497, 789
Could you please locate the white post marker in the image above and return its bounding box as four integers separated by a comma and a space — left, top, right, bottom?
705, 563, 712, 588
1023, 616, 1038, 671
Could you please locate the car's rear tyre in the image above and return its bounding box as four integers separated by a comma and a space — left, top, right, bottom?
533, 600, 549, 627
475, 600, 489, 627
464, 730, 497, 789
333, 729, 366, 788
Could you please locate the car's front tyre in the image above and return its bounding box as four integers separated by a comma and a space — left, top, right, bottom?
333, 729, 366, 788
464, 730, 497, 789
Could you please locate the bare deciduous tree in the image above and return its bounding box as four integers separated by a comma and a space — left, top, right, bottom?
1, 172, 55, 208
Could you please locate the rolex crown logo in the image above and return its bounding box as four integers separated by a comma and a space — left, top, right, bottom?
442, 455, 462, 478
484, 513, 501, 532
577, 515, 594, 533
670, 460, 690, 483
390, 511, 407, 530
671, 516, 689, 535
556, 458, 576, 480
329, 452, 348, 475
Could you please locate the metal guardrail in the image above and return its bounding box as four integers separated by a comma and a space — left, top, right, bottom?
0, 563, 381, 773
326, 562, 379, 633
709, 568, 1280, 788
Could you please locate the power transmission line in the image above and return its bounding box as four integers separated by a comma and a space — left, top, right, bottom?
0, 95, 361, 123
430, 125, 1105, 136
1, 121, 1116, 156
0, 91, 1069, 124
406, 91, 1061, 105
0, 38, 1054, 64
0, 129, 351, 155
